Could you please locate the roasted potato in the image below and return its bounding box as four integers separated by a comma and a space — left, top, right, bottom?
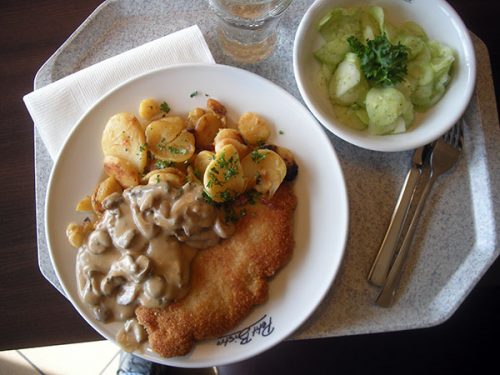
101, 112, 148, 173
203, 144, 245, 203
146, 117, 195, 163
146, 117, 185, 152
241, 149, 286, 197
195, 112, 224, 149
238, 112, 271, 145
215, 138, 249, 160
75, 196, 92, 212
103, 155, 140, 188
91, 175, 123, 213
193, 150, 215, 180
142, 167, 186, 187
207, 98, 227, 116
66, 221, 93, 248
187, 108, 205, 129
139, 98, 161, 121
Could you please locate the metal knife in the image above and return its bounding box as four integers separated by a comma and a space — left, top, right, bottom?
367, 143, 433, 287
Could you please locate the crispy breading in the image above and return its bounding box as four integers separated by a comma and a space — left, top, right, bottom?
136, 183, 297, 358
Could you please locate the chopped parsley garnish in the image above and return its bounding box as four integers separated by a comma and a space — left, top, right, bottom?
202, 191, 215, 205
250, 149, 267, 164
168, 146, 188, 155
160, 101, 171, 113
155, 159, 172, 169
190, 91, 199, 98
223, 166, 238, 180
219, 190, 233, 203
279, 130, 284, 135
157, 137, 167, 151
347, 34, 409, 87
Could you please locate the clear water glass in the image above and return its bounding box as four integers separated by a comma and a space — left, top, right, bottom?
208, 0, 293, 63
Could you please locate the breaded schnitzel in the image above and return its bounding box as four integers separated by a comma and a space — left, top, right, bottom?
136, 183, 297, 357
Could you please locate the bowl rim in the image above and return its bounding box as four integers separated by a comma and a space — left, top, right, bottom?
293, 0, 477, 152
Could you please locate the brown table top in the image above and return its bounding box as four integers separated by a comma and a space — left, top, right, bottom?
1, 0, 499, 372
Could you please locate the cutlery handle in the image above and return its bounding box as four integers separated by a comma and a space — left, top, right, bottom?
368, 168, 421, 286
376, 170, 435, 307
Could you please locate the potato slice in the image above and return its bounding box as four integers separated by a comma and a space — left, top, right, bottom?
142, 167, 186, 187
215, 138, 249, 160
146, 116, 186, 155
101, 112, 147, 173
213, 128, 243, 145
238, 112, 271, 145
103, 155, 140, 188
155, 130, 196, 163
241, 149, 286, 197
193, 150, 215, 179
207, 98, 227, 116
260, 144, 298, 181
214, 129, 249, 158
195, 112, 224, 149
187, 108, 206, 130
203, 144, 245, 203
138, 98, 161, 121
66, 221, 93, 248
75, 196, 92, 212
91, 175, 123, 213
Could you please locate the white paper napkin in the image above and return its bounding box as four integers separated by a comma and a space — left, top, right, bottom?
24, 25, 215, 160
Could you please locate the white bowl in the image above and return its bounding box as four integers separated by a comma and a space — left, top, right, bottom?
293, 0, 476, 152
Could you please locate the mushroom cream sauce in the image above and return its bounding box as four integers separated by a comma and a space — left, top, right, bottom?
76, 181, 235, 351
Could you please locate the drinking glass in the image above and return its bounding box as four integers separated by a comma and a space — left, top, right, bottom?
207, 0, 293, 63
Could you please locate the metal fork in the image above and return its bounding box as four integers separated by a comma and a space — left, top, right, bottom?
376, 121, 464, 307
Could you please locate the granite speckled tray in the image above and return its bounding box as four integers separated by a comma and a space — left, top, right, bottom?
34, 0, 500, 339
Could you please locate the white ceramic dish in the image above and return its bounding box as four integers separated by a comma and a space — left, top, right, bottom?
45, 64, 349, 368
293, 0, 476, 152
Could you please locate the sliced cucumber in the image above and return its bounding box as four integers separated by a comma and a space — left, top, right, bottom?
332, 105, 368, 130
314, 38, 350, 67
366, 87, 408, 134
329, 53, 368, 105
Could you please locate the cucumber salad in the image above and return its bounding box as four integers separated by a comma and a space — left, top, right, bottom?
314, 6, 456, 135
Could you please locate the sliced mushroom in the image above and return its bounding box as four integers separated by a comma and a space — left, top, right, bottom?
134, 255, 151, 282
100, 275, 126, 296
113, 228, 137, 249
87, 230, 111, 254
116, 282, 140, 305
92, 304, 111, 322
129, 203, 157, 240
143, 276, 166, 299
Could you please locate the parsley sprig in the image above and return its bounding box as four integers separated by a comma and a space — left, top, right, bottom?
347, 34, 409, 87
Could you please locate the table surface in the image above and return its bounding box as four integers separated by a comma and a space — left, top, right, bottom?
1, 0, 499, 373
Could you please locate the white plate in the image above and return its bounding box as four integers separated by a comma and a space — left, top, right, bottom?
45, 64, 349, 368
